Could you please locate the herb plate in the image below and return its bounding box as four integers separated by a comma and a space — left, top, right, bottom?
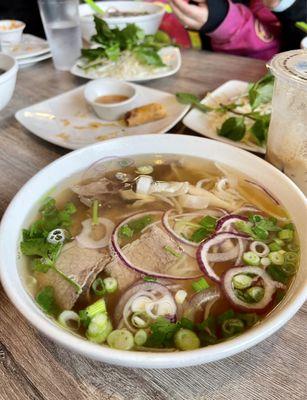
70, 47, 181, 82
183, 80, 266, 154
15, 83, 189, 150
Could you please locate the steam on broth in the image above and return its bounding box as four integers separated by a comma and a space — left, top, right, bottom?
21, 155, 299, 351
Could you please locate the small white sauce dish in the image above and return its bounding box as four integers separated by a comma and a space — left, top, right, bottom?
84, 78, 137, 121
0, 53, 18, 111
0, 19, 26, 45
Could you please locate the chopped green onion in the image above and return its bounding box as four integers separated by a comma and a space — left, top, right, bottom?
217, 309, 235, 325
284, 252, 298, 264
287, 243, 299, 252
260, 257, 271, 267
274, 238, 285, 247
85, 298, 106, 319
192, 277, 210, 293
107, 329, 134, 350
269, 251, 285, 265
232, 274, 253, 289
136, 165, 153, 175
92, 278, 106, 296
236, 313, 259, 327
221, 318, 244, 337
58, 310, 80, 331
266, 265, 289, 284
174, 328, 200, 350
92, 200, 99, 225
246, 286, 264, 302
243, 251, 260, 266
131, 312, 150, 329
143, 276, 157, 282
278, 229, 293, 241
86, 313, 112, 343
269, 242, 282, 252
281, 263, 296, 276
103, 277, 118, 293
164, 245, 181, 258
134, 329, 148, 346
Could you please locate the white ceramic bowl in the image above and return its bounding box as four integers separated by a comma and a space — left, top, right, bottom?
0, 19, 25, 45
0, 135, 306, 369
84, 78, 137, 120
300, 37, 307, 49
0, 53, 18, 111
79, 1, 165, 42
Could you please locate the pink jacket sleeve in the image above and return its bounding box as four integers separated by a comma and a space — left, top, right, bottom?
208, 0, 281, 61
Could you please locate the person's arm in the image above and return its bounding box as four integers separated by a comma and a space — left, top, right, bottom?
202, 0, 280, 60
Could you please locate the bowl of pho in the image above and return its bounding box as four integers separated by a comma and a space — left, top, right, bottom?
79, 1, 165, 42
0, 134, 306, 368
0, 53, 18, 111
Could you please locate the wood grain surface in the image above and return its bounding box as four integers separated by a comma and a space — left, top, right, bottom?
0, 49, 306, 400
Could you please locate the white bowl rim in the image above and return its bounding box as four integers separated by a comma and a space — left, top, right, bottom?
79, 1, 165, 22
0, 53, 18, 84
0, 134, 306, 369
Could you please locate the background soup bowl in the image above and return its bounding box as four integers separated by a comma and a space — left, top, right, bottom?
79, 1, 165, 42
0, 53, 18, 111
0, 134, 306, 369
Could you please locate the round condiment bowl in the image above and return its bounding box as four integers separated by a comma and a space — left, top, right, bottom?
84, 78, 137, 120
0, 19, 26, 45
79, 1, 165, 42
0, 134, 306, 369
0, 53, 18, 111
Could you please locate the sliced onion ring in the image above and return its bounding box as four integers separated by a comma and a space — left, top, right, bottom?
216, 214, 248, 232
183, 287, 220, 322
244, 179, 280, 205
197, 232, 250, 283
221, 266, 279, 313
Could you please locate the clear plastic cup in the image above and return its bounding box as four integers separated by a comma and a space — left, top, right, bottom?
38, 0, 82, 71
266, 50, 307, 195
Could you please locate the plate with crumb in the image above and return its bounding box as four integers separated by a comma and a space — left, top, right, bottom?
15, 83, 189, 150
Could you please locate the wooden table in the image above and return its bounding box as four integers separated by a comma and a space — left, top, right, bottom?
0, 50, 306, 400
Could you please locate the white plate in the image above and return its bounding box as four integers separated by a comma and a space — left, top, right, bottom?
2, 34, 50, 60
183, 80, 266, 154
18, 52, 52, 68
15, 83, 189, 150
70, 47, 181, 82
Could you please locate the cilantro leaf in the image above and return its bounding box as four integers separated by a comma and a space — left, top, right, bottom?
135, 47, 165, 67
191, 277, 210, 293
248, 74, 274, 110
250, 119, 268, 145
36, 286, 59, 316
218, 117, 246, 141
146, 317, 180, 348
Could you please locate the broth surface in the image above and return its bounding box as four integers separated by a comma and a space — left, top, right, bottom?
21, 154, 299, 351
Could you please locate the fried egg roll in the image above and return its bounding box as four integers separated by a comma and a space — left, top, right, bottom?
125, 103, 167, 127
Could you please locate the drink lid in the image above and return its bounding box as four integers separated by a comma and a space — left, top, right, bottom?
268, 50, 307, 86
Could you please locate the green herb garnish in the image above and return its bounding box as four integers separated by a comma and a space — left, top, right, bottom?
146, 317, 180, 348
191, 277, 210, 293
36, 286, 59, 316
176, 74, 273, 146
143, 276, 157, 282
164, 245, 181, 258
80, 17, 169, 70
119, 215, 153, 239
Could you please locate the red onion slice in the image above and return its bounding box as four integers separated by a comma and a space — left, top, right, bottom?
221, 266, 278, 312
216, 214, 248, 232
183, 287, 220, 322
245, 179, 280, 205
197, 232, 249, 283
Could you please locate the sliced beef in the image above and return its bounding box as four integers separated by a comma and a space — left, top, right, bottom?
105, 225, 183, 291
72, 177, 123, 198
37, 241, 110, 310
